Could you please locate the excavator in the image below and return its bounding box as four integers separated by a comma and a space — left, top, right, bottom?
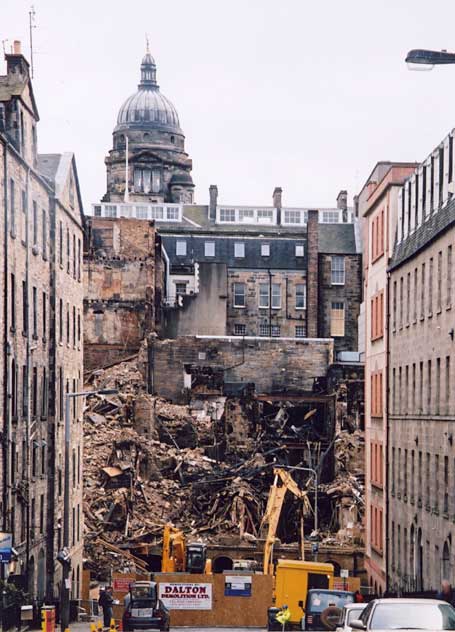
161, 523, 212, 574
262, 468, 335, 630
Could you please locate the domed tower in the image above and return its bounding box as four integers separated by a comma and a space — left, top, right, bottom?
103, 50, 194, 204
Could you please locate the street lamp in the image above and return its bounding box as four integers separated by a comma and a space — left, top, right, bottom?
60, 388, 118, 632
405, 48, 455, 71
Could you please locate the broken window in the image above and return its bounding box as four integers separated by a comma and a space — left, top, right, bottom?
176, 240, 187, 256
331, 256, 345, 285
261, 243, 270, 257
204, 241, 215, 257
295, 283, 306, 309
234, 324, 246, 336
330, 301, 345, 337
295, 325, 306, 338
234, 242, 245, 258
233, 283, 245, 308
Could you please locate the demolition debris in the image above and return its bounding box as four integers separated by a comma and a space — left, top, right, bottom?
83, 355, 365, 579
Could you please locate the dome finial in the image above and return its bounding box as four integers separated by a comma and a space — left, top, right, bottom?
145, 33, 150, 54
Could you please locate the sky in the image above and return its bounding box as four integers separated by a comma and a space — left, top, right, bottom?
3, 0, 455, 210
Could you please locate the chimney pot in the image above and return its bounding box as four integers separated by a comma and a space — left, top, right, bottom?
273, 187, 282, 209
13, 40, 21, 55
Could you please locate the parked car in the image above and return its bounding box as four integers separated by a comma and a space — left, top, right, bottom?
350, 598, 455, 631
122, 581, 170, 631
301, 589, 355, 630
336, 603, 367, 632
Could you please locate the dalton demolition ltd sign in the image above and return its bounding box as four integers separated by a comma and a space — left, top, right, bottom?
158, 583, 212, 610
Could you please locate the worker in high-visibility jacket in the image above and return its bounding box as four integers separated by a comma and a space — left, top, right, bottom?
276, 604, 291, 631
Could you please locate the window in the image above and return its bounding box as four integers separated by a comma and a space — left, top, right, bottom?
175, 282, 187, 296
77, 445, 81, 485
39, 495, 44, 533
261, 243, 270, 257
59, 299, 63, 343
259, 284, 269, 308
404, 449, 408, 497
444, 456, 449, 514
22, 365, 27, 417
446, 356, 451, 415
295, 325, 306, 338
10, 273, 15, 330
234, 242, 245, 258
152, 169, 161, 193
67, 228, 70, 273
42, 209, 47, 258
73, 306, 76, 347
413, 268, 418, 322
66, 303, 70, 344
371, 441, 384, 488
331, 256, 345, 284
42, 292, 46, 340
220, 208, 235, 222
295, 284, 306, 309
257, 209, 273, 223
415, 173, 419, 229
176, 240, 187, 256
437, 251, 442, 312
77, 238, 81, 281
41, 368, 48, 418
435, 454, 440, 512
10, 178, 15, 237
430, 155, 435, 211
166, 206, 179, 221
393, 281, 397, 330
73, 234, 76, 278
392, 368, 396, 413
77, 311, 81, 344
419, 361, 423, 412
204, 241, 215, 257
239, 209, 254, 222
406, 272, 411, 324
272, 284, 281, 308
59, 368, 64, 422
259, 323, 269, 336
295, 244, 305, 257
429, 257, 433, 315
32, 200, 38, 246
411, 449, 415, 501
32, 367, 38, 418
421, 263, 425, 319
371, 371, 383, 418
392, 447, 396, 495
439, 146, 444, 203
448, 246, 452, 308
399, 277, 403, 327
371, 210, 385, 261
371, 291, 384, 340
436, 357, 441, 415
450, 135, 454, 184
427, 360, 432, 414
271, 325, 281, 337
59, 221, 63, 266
234, 324, 246, 336
331, 302, 345, 337
418, 451, 422, 502
285, 209, 303, 224
32, 286, 37, 338
233, 283, 245, 308
412, 363, 416, 413
11, 360, 17, 419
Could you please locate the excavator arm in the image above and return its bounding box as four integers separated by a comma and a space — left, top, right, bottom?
261, 468, 309, 575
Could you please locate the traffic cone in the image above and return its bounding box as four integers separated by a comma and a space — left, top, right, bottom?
90, 624, 97, 632
117, 619, 123, 632
110, 619, 116, 632
96, 621, 103, 632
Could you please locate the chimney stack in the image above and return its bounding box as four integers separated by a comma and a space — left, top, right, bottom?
209, 185, 218, 222
337, 190, 348, 223
273, 187, 282, 224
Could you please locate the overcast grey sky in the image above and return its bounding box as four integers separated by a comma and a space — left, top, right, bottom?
3, 0, 455, 209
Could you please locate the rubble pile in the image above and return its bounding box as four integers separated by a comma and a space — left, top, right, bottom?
83, 357, 366, 577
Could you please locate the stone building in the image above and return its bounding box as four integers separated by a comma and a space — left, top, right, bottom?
388, 128, 455, 592
84, 217, 164, 371
103, 50, 194, 204
358, 162, 417, 595
0, 43, 84, 601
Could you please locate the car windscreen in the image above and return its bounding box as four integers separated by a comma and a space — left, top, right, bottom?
370, 603, 455, 630
308, 592, 354, 612
347, 607, 366, 624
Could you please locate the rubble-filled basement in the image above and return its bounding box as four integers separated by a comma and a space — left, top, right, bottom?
83, 338, 365, 581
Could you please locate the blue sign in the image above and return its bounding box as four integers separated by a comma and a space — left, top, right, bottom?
0, 532, 12, 563
224, 575, 252, 597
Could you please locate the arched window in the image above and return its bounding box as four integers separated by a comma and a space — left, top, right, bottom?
170, 135, 175, 144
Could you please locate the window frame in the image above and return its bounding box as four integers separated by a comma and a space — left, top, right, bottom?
330, 301, 345, 337
295, 283, 306, 310
331, 255, 345, 285
176, 240, 187, 256
233, 282, 246, 308
204, 241, 215, 257
234, 242, 245, 258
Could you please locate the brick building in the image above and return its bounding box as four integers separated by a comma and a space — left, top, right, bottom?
83, 217, 164, 371
358, 162, 417, 595
0, 44, 84, 601
388, 128, 455, 592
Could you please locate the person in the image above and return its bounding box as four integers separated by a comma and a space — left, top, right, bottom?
276, 604, 291, 631
354, 590, 364, 603
99, 586, 114, 628
437, 579, 455, 605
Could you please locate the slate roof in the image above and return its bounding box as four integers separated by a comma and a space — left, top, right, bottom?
162, 233, 308, 270
318, 223, 358, 254
389, 197, 455, 271
37, 154, 62, 185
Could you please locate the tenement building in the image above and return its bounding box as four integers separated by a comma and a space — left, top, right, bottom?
0, 43, 84, 601
388, 128, 455, 592
358, 162, 417, 595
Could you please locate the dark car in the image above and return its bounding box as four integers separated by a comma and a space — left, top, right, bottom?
122, 581, 170, 631
302, 589, 355, 630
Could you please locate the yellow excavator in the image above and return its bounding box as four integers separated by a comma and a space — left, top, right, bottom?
161, 523, 212, 574
262, 468, 334, 630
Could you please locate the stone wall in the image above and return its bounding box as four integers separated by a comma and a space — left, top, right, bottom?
84, 217, 163, 371
149, 336, 334, 403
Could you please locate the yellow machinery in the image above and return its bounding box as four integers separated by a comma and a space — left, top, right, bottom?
162, 523, 212, 574
261, 468, 335, 629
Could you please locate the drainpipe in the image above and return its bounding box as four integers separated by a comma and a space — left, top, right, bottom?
25, 167, 31, 591
268, 269, 272, 336
385, 270, 391, 592
2, 135, 10, 556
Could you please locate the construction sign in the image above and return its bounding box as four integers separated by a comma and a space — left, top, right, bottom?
158, 583, 212, 610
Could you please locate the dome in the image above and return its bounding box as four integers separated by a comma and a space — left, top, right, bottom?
170, 171, 194, 186
115, 52, 182, 134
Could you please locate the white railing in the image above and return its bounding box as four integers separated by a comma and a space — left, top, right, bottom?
89, 202, 183, 222
216, 206, 353, 226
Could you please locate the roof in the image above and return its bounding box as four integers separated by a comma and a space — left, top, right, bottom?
389, 196, 455, 271
37, 154, 61, 184
0, 56, 39, 120
318, 223, 359, 254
